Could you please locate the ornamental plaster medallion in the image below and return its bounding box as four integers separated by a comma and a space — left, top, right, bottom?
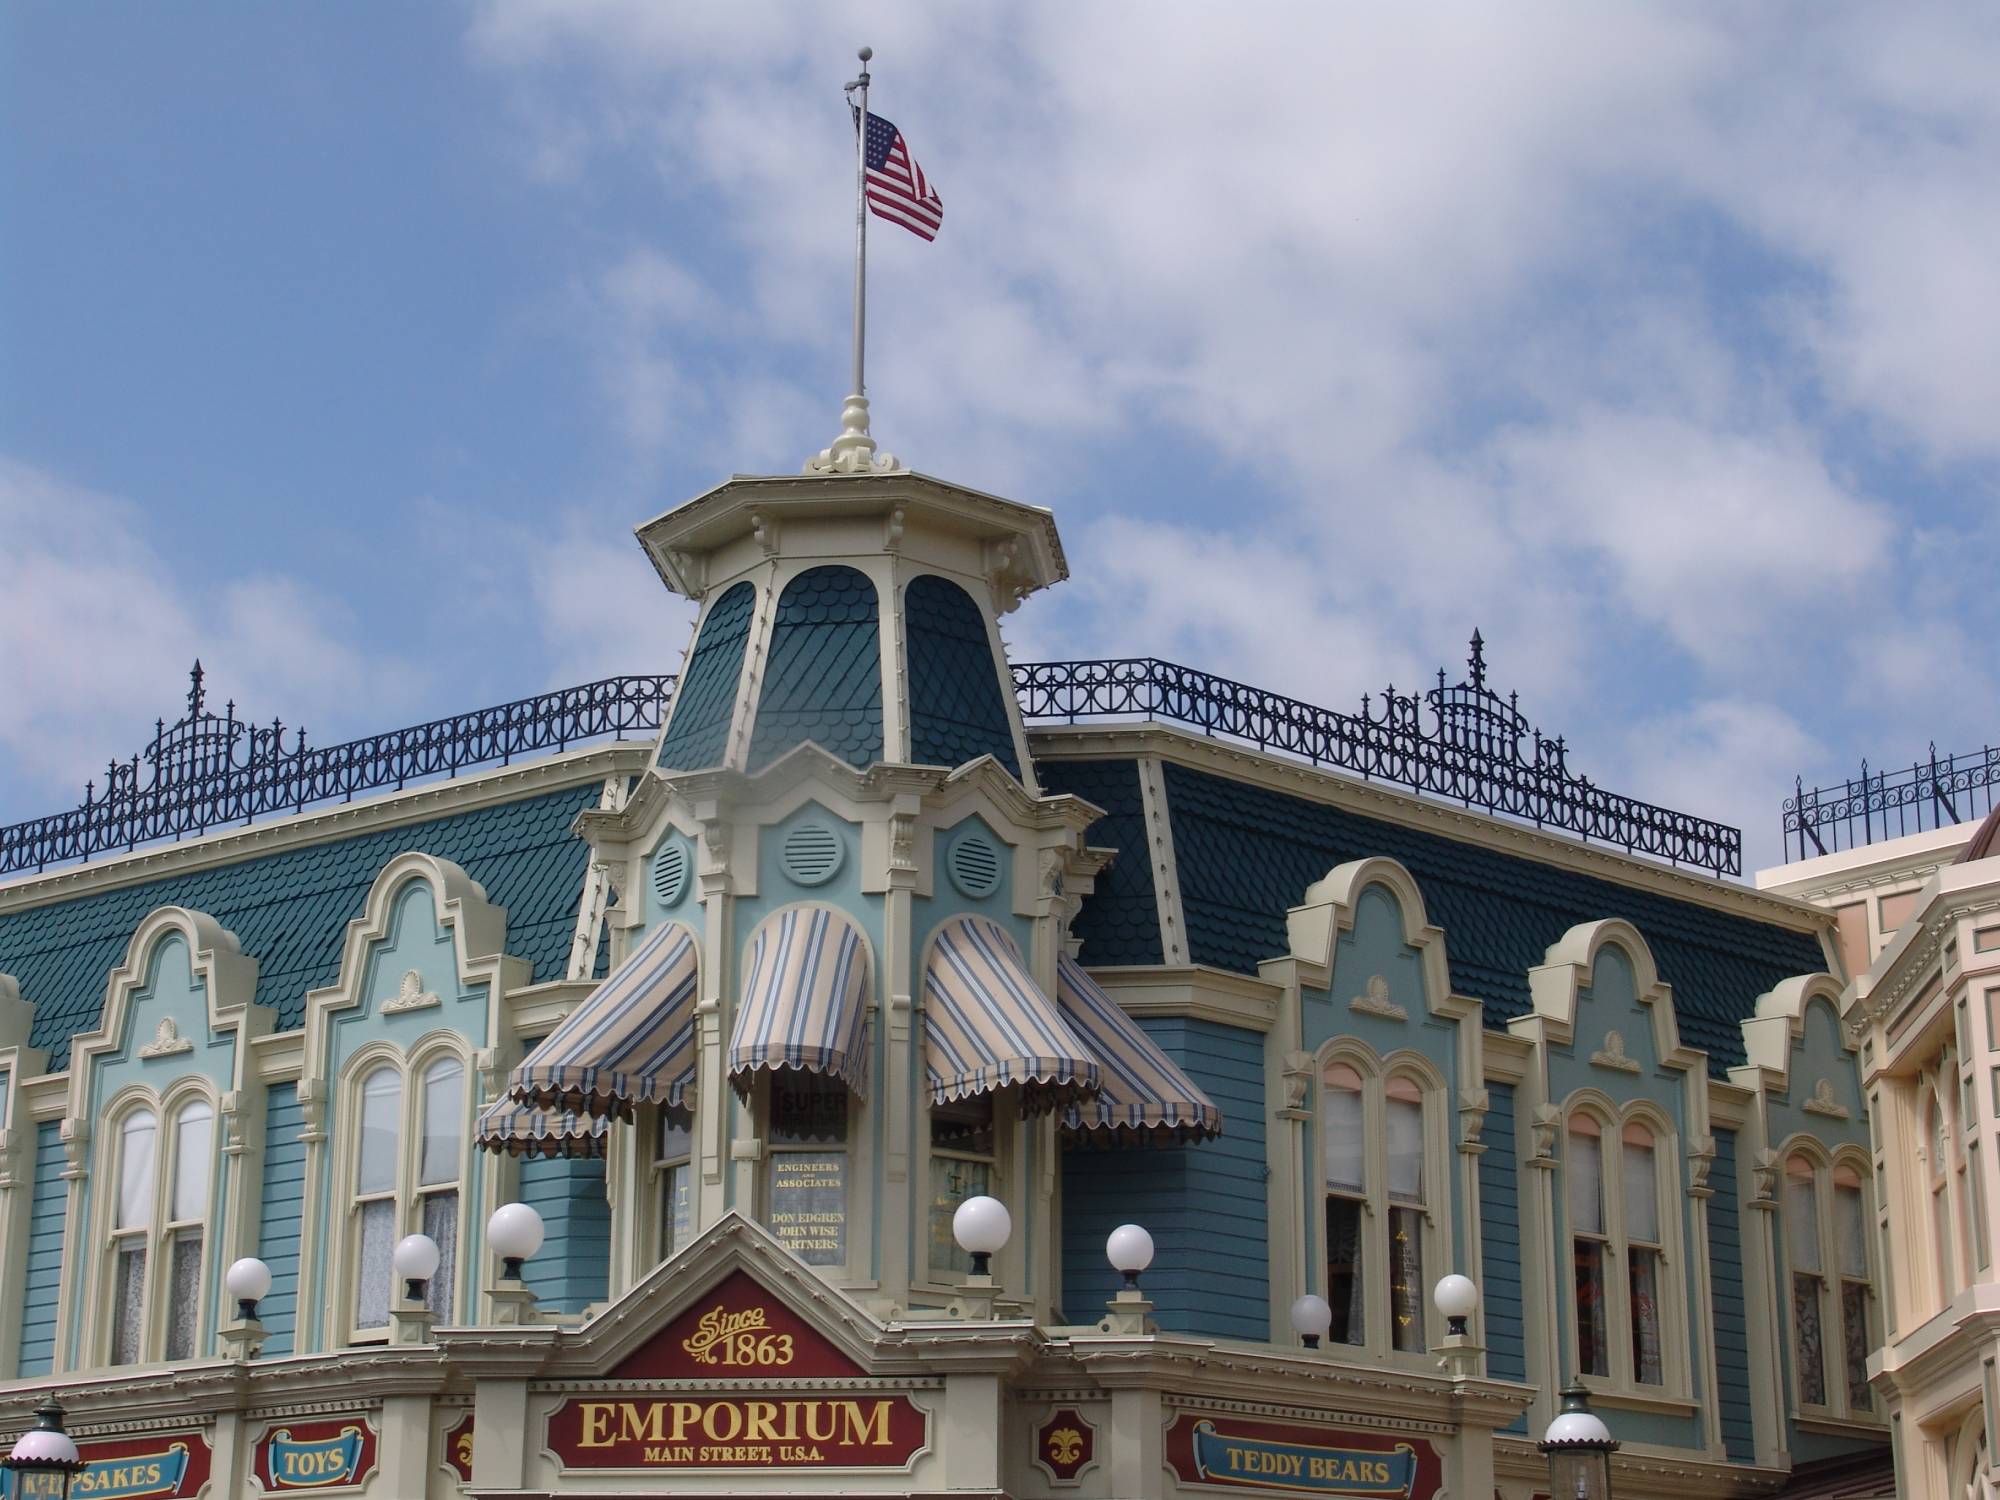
1033, 1408, 1097, 1485
382, 969, 441, 1015
1348, 974, 1408, 1022
1590, 1029, 1643, 1073
138, 1015, 195, 1058
1802, 1077, 1851, 1119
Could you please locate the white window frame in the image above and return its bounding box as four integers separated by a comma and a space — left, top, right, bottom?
336, 1038, 472, 1344
650, 1101, 696, 1265
1559, 1094, 1691, 1403
1781, 1140, 1882, 1424
756, 1068, 863, 1281
1312, 1045, 1449, 1364
94, 1081, 218, 1367
918, 1089, 1018, 1294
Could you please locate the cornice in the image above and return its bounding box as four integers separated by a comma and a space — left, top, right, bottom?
0, 746, 645, 914
1028, 724, 1831, 934
1085, 964, 1284, 1033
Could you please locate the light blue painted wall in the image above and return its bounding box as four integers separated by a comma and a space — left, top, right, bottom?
255, 1082, 306, 1357
1061, 1018, 1267, 1340
1480, 1083, 1527, 1392
518, 1152, 612, 1315
1709, 1127, 1757, 1463
18, 1122, 65, 1376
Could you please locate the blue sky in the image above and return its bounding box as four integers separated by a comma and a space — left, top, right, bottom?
4, 2, 1997, 876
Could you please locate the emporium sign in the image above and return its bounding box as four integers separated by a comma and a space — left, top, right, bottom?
545, 1268, 929, 1473
1165, 1414, 1442, 1498
61, 1434, 211, 1500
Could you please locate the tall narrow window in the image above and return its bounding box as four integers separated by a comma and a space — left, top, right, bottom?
657, 1106, 694, 1261
418, 1058, 463, 1320
1385, 1077, 1427, 1354
1568, 1114, 1610, 1378
929, 1094, 997, 1279
765, 1073, 849, 1268
1787, 1153, 1828, 1406
353, 1065, 403, 1333
1623, 1122, 1664, 1386
1930, 1093, 1955, 1304
1322, 1062, 1366, 1346
163, 1100, 212, 1361
110, 1108, 157, 1366
1834, 1165, 1872, 1411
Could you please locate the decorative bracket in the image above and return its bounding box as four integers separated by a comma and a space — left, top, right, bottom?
1686, 1134, 1717, 1199
1748, 1147, 1780, 1210
1457, 1089, 1491, 1154
1527, 1103, 1562, 1168
1279, 1051, 1314, 1122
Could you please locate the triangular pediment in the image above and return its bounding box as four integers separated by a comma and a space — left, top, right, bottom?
606, 1268, 866, 1379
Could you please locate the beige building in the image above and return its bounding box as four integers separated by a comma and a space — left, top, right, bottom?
1762, 786, 2000, 1497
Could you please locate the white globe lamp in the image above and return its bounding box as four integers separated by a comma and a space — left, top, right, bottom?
951, 1195, 1012, 1277
1105, 1223, 1155, 1289
2, 1400, 86, 1498
226, 1256, 274, 1320
1540, 1382, 1618, 1500
1433, 1273, 1479, 1337
393, 1232, 442, 1302
1289, 1293, 1333, 1349
488, 1202, 546, 1280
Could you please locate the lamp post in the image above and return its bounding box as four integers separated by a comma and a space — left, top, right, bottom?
1099, 1223, 1155, 1334
1429, 1274, 1482, 1379
487, 1203, 546, 1326
220, 1257, 273, 1361
3, 1399, 87, 1499
1289, 1294, 1332, 1350
948, 1195, 1011, 1320
388, 1232, 443, 1346
1540, 1382, 1618, 1500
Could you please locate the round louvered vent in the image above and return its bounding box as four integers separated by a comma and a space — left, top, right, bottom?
782, 822, 845, 886
652, 843, 689, 909
947, 831, 1004, 898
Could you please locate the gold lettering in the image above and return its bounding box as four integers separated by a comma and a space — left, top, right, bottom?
616, 1403, 666, 1446
839, 1400, 890, 1448
743, 1402, 781, 1442
667, 1402, 704, 1444
803, 1401, 838, 1444
578, 1403, 617, 1448
702, 1403, 744, 1443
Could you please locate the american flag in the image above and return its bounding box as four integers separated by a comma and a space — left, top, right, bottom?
862, 111, 943, 241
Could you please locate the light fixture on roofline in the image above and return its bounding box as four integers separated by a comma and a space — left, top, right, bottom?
1540, 1381, 1618, 1500
393, 1233, 442, 1304
488, 1203, 546, 1282
1289, 1293, 1333, 1350
2, 1399, 87, 1500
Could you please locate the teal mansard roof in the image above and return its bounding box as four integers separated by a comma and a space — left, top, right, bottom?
0, 779, 604, 1068
1038, 753, 1827, 1075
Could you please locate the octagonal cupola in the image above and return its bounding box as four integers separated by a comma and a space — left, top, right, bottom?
638, 470, 1063, 790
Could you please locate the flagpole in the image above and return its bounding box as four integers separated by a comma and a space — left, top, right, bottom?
851, 45, 871, 403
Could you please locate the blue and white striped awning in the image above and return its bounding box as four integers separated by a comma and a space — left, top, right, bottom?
729, 906, 871, 1095
923, 915, 1099, 1113
1056, 956, 1222, 1145
506, 923, 699, 1118
475, 1097, 610, 1159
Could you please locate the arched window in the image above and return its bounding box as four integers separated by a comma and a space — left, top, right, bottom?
1318, 1057, 1439, 1357
105, 1096, 215, 1365
1785, 1149, 1878, 1417
1566, 1106, 1674, 1390
346, 1051, 468, 1341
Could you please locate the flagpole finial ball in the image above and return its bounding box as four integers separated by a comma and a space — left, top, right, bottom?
858, 46, 873, 62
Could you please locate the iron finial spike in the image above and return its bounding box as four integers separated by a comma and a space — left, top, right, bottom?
1468, 628, 1486, 689
189, 659, 206, 717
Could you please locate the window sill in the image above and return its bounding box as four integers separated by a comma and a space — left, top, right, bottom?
1576, 1379, 1698, 1418
1794, 1411, 1887, 1439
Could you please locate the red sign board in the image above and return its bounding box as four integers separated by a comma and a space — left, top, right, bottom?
442, 1412, 475, 1482
1034, 1408, 1096, 1483
606, 1268, 865, 1379
547, 1394, 927, 1472
251, 1418, 378, 1492
68, 1433, 212, 1499
1165, 1413, 1442, 1498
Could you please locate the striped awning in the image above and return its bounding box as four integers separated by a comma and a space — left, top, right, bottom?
1056, 956, 1222, 1145
923, 915, 1099, 1113
729, 906, 871, 1095
475, 1097, 610, 1159
506, 923, 699, 1118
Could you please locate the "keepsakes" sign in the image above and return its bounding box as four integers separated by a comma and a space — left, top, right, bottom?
65, 1435, 210, 1500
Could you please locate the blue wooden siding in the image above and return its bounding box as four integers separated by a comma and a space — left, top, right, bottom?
255, 1083, 307, 1357
18, 1123, 65, 1376
1061, 1018, 1267, 1339
519, 1152, 612, 1315
1479, 1083, 1526, 1387
1709, 1128, 1756, 1463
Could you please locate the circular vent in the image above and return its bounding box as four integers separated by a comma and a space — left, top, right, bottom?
651, 843, 690, 909
782, 822, 845, 886
947, 831, 1004, 898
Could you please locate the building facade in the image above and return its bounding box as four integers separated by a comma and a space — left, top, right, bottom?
0, 455, 1893, 1499
1763, 772, 2000, 1496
